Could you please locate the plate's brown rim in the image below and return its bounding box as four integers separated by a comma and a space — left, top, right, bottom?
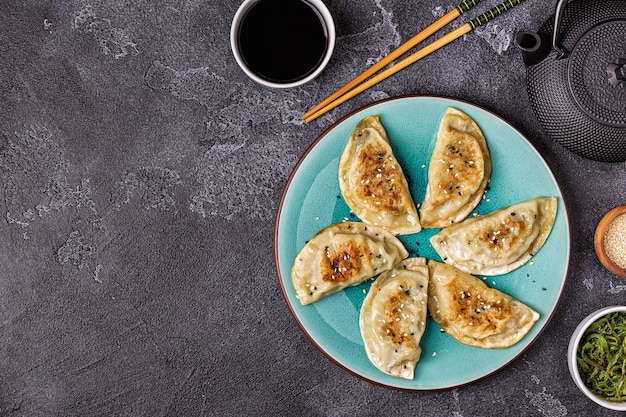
272, 94, 572, 392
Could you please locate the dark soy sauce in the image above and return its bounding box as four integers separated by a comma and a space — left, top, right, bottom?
238, 0, 328, 83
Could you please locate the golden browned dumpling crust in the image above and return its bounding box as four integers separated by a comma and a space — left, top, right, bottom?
339, 116, 421, 235
430, 197, 557, 275
427, 261, 539, 348
360, 258, 429, 379
292, 222, 408, 305
420, 107, 491, 228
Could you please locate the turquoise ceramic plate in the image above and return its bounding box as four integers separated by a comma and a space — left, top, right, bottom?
274, 96, 570, 390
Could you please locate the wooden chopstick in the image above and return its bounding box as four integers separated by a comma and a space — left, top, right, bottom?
301, 5, 469, 120
303, 0, 486, 121
304, 24, 472, 123
304, 0, 525, 123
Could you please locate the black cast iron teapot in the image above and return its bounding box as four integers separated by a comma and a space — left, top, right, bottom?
516, 0, 626, 162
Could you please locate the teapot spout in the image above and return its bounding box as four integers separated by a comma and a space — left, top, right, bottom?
516, 31, 551, 67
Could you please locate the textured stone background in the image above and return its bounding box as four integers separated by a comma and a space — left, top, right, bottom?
1, 0, 625, 416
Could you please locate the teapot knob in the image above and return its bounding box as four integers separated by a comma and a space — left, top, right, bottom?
607, 59, 626, 87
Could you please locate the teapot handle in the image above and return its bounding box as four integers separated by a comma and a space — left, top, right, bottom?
552, 0, 569, 58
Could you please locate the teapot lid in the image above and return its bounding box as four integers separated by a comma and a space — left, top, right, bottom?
521, 0, 626, 162
568, 21, 626, 128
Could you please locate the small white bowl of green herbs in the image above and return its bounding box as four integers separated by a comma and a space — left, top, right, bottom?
568, 306, 626, 411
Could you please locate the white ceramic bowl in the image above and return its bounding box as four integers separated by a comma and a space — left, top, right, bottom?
230, 0, 335, 89
568, 305, 626, 411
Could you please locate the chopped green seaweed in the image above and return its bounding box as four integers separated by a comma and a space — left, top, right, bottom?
577, 311, 626, 402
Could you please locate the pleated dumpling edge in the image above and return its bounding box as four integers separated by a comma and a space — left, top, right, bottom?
420, 107, 491, 229
338, 115, 421, 235
360, 257, 429, 379
430, 197, 558, 276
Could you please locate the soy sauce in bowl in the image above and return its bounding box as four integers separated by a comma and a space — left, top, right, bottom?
232, 0, 335, 88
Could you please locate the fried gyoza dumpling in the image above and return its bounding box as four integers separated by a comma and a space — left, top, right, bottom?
360, 258, 429, 379
291, 221, 408, 305
430, 197, 557, 276
338, 116, 421, 235
427, 261, 540, 348
420, 107, 491, 228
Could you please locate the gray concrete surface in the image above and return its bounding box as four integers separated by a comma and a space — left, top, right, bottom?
1, 0, 625, 416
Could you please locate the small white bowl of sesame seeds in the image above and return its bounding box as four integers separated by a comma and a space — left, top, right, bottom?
594, 204, 626, 279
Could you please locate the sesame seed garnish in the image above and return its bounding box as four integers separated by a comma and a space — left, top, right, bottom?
604, 213, 626, 269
